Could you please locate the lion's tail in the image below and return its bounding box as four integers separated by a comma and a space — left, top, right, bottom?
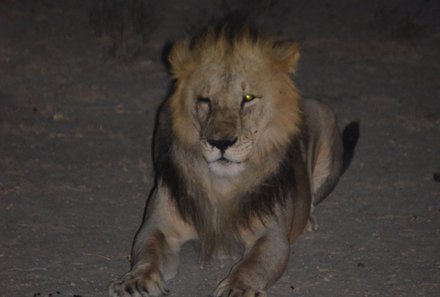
340, 121, 360, 175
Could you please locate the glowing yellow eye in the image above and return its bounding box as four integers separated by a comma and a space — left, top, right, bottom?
243, 94, 255, 101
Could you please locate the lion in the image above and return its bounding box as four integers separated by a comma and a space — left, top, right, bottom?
109, 26, 358, 297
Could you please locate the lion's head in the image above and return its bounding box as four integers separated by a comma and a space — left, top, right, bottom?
167, 28, 302, 178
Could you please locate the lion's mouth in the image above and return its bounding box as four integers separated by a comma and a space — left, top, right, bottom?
211, 156, 241, 165
219, 157, 233, 163
207, 157, 245, 177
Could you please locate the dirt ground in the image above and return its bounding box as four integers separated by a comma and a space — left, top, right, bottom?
1, 1, 439, 297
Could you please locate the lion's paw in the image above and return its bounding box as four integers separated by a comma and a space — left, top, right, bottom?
109, 269, 168, 297
213, 280, 267, 297
305, 214, 319, 232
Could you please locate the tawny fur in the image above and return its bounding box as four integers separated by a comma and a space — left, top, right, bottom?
109, 26, 344, 297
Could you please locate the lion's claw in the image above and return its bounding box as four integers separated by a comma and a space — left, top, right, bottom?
213, 281, 267, 297
109, 269, 168, 297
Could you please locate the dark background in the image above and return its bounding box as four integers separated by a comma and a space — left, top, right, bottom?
1, 0, 439, 296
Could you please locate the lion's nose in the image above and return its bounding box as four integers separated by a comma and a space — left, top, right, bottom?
208, 137, 237, 151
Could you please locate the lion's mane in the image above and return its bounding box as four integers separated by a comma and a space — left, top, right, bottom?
153, 26, 304, 257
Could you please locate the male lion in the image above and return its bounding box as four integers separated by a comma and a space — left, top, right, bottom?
109, 26, 357, 297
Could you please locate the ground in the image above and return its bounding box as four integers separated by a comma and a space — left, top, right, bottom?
0, 1, 439, 297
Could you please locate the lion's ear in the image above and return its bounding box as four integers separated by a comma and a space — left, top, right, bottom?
168, 39, 194, 79
271, 41, 301, 74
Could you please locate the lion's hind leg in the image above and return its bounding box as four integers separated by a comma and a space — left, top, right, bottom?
302, 99, 344, 232
306, 141, 342, 231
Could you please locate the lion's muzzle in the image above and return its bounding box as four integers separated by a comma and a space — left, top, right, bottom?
201, 138, 252, 177
207, 137, 238, 152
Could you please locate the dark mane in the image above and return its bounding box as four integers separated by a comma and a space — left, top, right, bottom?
152, 21, 303, 258
154, 110, 300, 257
236, 140, 299, 228
187, 16, 262, 51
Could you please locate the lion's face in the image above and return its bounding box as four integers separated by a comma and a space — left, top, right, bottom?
168, 30, 302, 178
190, 61, 274, 177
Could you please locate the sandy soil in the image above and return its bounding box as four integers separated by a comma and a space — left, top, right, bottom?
1, 1, 439, 296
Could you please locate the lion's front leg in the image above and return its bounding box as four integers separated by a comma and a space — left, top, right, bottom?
109, 187, 196, 297
109, 230, 177, 297
214, 225, 290, 297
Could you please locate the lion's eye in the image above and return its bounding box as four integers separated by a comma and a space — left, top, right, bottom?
196, 96, 211, 121
243, 94, 256, 102
197, 96, 211, 104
